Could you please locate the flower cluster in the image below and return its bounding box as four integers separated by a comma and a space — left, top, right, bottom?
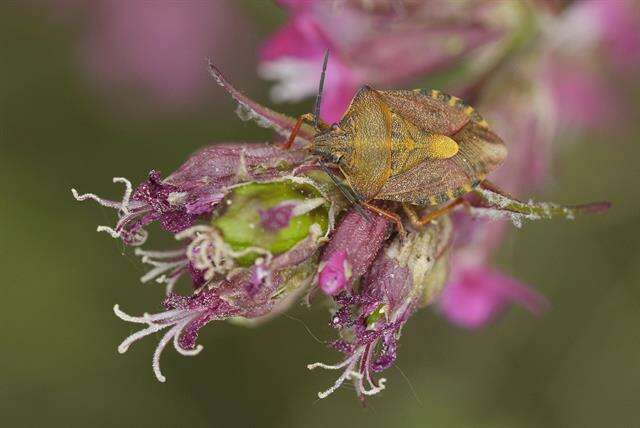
74, 64, 607, 400
43, 0, 252, 110
260, 0, 503, 122
260, 0, 637, 330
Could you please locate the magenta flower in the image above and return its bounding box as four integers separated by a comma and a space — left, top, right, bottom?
73, 65, 607, 400
309, 214, 452, 398
439, 263, 549, 329
256, 0, 633, 336
74, 143, 336, 382
318, 250, 349, 295
318, 208, 392, 296
46, 0, 251, 109
427, 0, 638, 328
260, 0, 501, 122
569, 0, 640, 70
533, 0, 640, 130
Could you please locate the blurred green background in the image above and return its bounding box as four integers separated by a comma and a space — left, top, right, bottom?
2, 3, 639, 428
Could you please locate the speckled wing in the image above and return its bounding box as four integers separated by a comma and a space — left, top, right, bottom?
377, 121, 507, 206
376, 89, 471, 135
338, 86, 393, 201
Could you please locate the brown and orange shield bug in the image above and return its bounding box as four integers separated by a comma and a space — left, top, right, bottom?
208, 54, 506, 235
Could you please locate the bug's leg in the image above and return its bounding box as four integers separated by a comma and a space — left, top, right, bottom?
402, 203, 421, 228
362, 201, 406, 238
404, 199, 467, 227
282, 113, 314, 150
282, 113, 331, 149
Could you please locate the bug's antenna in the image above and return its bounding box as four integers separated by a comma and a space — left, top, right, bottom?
313, 50, 330, 129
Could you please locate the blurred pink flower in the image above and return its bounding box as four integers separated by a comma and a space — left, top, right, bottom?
579, 0, 640, 69
436, 0, 635, 328
260, 0, 500, 122
74, 0, 252, 109
439, 264, 549, 329
540, 0, 640, 129
544, 60, 616, 128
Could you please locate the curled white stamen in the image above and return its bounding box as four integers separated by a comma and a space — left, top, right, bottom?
72, 177, 149, 244
319, 364, 359, 398
114, 304, 204, 383
113, 304, 187, 325
307, 358, 352, 371
135, 248, 186, 259
309, 343, 390, 398
139, 260, 187, 284
134, 248, 189, 293
308, 350, 367, 399
176, 225, 272, 282
152, 320, 192, 382
112, 177, 133, 215
359, 377, 387, 396
71, 188, 122, 209
96, 225, 122, 238
163, 274, 182, 295
118, 323, 168, 354
173, 330, 204, 357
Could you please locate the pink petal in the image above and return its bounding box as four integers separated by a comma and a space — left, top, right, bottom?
320, 208, 392, 280
317, 62, 359, 122
546, 61, 616, 127
82, 0, 249, 107
319, 250, 348, 295
587, 0, 640, 69
353, 25, 500, 85
260, 12, 326, 61
439, 265, 549, 329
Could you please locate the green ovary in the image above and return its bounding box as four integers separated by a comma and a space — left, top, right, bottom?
212, 180, 329, 266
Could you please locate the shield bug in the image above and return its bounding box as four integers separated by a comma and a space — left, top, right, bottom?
283, 53, 507, 234
208, 54, 506, 235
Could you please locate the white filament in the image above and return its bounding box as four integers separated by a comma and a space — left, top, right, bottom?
114, 304, 203, 383
176, 225, 272, 282
306, 349, 387, 399
72, 177, 148, 242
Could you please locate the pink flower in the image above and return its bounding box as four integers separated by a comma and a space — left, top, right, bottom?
318, 250, 348, 295
72, 56, 608, 401
439, 264, 549, 329
537, 0, 640, 130
577, 0, 640, 70
260, 1, 500, 122
544, 60, 617, 128
75, 0, 251, 109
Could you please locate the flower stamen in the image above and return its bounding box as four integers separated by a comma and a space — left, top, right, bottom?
113, 304, 203, 383
177, 225, 272, 282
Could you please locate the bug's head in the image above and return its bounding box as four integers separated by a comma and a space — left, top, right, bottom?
311, 126, 352, 166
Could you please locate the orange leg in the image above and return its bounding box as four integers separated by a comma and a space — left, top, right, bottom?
282, 114, 312, 150
403, 199, 467, 228
281, 113, 332, 150
362, 201, 406, 238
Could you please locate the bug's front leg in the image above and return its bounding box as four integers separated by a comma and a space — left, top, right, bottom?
362, 201, 406, 238
281, 113, 331, 149
403, 199, 468, 228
